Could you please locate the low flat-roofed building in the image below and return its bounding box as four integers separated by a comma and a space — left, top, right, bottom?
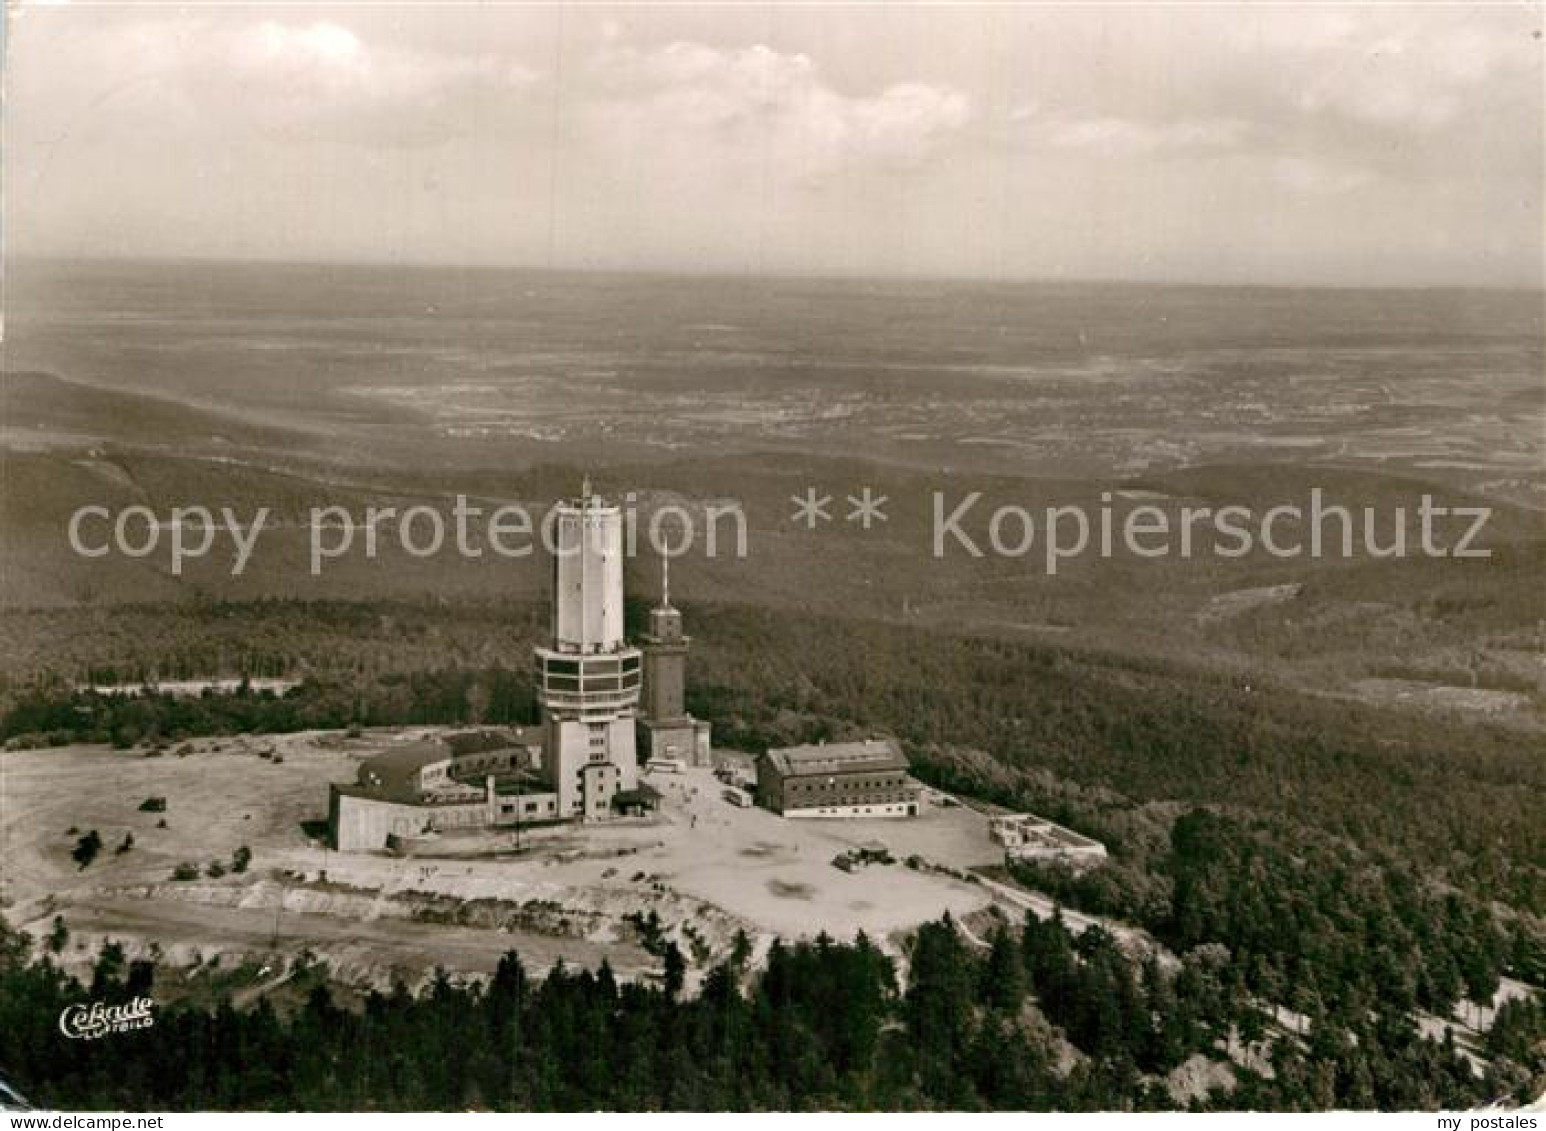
329, 727, 559, 852
990, 813, 1107, 865
756, 738, 917, 818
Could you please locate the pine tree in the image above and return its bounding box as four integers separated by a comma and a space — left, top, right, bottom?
981, 924, 1026, 1013
662, 942, 686, 1000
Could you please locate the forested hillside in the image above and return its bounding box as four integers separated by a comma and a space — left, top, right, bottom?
3, 598, 1542, 910
2, 908, 1534, 1110
3, 597, 1543, 1110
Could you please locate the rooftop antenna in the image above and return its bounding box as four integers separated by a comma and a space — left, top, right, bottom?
581, 474, 593, 502
660, 550, 671, 610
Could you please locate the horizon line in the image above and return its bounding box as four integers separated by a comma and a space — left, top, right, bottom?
8, 251, 1543, 297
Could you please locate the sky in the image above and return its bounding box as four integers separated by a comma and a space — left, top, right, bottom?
6, 1, 1543, 287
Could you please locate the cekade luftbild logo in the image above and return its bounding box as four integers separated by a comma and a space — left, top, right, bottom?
57, 997, 155, 1040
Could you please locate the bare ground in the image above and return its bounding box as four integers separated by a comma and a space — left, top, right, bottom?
2, 732, 1013, 989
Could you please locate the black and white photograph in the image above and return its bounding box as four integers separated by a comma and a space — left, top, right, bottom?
0, 0, 1542, 1118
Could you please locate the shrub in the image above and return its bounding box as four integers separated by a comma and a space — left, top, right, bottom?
71, 830, 103, 870
171, 862, 199, 881
111, 725, 142, 749
138, 797, 167, 813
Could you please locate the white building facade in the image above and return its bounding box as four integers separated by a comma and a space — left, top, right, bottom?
534, 487, 643, 820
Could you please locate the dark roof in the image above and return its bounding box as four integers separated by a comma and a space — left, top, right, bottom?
331, 782, 480, 807
763, 738, 908, 779
491, 769, 554, 796
357, 740, 451, 800
445, 727, 539, 756
354, 728, 543, 803
613, 782, 662, 808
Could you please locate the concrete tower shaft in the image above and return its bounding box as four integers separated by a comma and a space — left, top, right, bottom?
549, 492, 627, 653
535, 485, 641, 821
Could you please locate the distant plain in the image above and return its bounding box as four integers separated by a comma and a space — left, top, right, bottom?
2, 259, 1542, 720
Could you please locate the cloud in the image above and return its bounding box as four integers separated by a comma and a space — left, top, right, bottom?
588, 38, 971, 180
15, 17, 542, 149
1005, 6, 1537, 196
1269, 156, 1376, 197
22, 19, 968, 172
233, 21, 538, 105
219, 21, 541, 144
1288, 25, 1503, 134
1213, 7, 1535, 141
6, 5, 1538, 285
1035, 114, 1249, 157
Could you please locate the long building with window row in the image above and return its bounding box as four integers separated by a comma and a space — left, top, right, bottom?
754, 738, 918, 818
